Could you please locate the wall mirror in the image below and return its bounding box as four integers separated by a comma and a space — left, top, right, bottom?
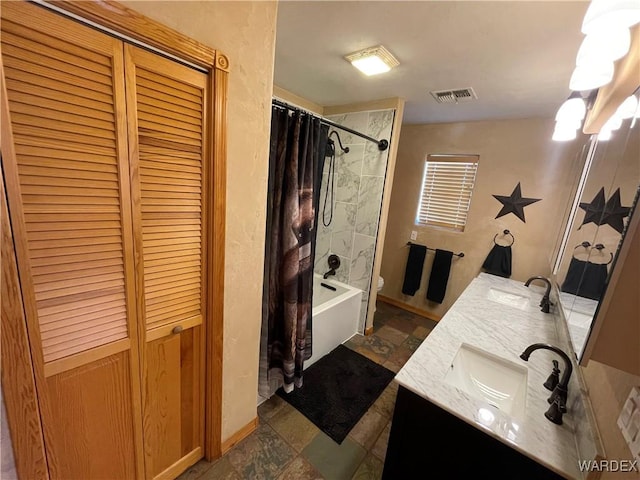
553, 88, 640, 361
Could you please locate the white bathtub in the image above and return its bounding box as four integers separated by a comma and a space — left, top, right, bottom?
306, 274, 362, 367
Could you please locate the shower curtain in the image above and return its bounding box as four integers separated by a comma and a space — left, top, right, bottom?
259, 106, 329, 396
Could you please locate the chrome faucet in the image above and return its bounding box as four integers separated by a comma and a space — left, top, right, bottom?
520, 343, 574, 425
524, 276, 553, 313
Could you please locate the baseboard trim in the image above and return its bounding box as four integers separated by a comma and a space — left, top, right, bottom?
221, 417, 258, 454
377, 295, 441, 323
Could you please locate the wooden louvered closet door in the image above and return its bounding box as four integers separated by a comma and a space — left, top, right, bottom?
125, 45, 207, 479
1, 2, 144, 479
1, 2, 210, 479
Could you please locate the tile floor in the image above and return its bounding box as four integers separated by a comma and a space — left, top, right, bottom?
179, 301, 437, 480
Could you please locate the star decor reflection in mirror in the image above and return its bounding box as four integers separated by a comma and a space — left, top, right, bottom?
554, 89, 640, 360
578, 187, 631, 233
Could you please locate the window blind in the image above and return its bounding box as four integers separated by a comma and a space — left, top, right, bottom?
416, 155, 479, 232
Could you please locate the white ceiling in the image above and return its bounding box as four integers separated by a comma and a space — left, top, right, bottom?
274, 1, 590, 124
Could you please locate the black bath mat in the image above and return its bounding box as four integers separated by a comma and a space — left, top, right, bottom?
277, 344, 395, 444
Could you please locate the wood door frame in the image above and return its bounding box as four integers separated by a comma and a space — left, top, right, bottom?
0, 0, 227, 465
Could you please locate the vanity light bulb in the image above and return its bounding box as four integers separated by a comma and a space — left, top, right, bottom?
598, 129, 613, 141
603, 112, 624, 131
581, 0, 640, 35
576, 27, 631, 65
616, 95, 639, 119
555, 97, 586, 122
556, 117, 582, 130
552, 124, 578, 142
569, 62, 614, 91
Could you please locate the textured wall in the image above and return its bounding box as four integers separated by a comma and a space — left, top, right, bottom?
315, 110, 395, 331
121, 1, 277, 441
380, 118, 586, 317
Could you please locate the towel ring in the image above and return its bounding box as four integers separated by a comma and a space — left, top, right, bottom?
493, 229, 514, 247
572, 241, 613, 265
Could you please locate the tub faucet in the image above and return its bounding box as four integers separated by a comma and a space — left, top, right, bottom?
324, 254, 340, 280
323, 269, 336, 279
524, 276, 552, 313
520, 343, 573, 425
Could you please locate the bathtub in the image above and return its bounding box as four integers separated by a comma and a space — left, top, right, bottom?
306, 274, 363, 367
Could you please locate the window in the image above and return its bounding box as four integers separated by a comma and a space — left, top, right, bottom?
416, 154, 479, 232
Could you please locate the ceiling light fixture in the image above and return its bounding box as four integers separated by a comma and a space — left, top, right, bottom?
345, 45, 399, 76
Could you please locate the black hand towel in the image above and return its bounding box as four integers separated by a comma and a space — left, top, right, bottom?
426, 249, 453, 304
402, 244, 427, 295
481, 244, 512, 278
561, 257, 608, 300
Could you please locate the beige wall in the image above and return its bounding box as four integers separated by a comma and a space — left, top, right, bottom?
273, 85, 324, 116
582, 361, 640, 479
380, 118, 587, 317
121, 1, 278, 441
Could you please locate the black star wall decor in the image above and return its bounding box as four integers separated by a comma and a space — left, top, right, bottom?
492, 182, 541, 223
579, 187, 630, 234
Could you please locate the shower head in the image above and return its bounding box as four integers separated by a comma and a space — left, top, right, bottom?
325, 138, 335, 157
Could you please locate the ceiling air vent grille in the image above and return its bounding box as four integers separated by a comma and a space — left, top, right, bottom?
430, 87, 477, 104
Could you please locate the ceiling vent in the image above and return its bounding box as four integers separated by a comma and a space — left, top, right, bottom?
430, 87, 477, 104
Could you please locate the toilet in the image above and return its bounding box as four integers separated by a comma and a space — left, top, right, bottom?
371, 276, 385, 318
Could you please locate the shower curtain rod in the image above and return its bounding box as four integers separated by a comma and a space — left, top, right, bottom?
272, 98, 389, 151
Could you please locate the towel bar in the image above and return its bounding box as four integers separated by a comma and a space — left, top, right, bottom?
406, 242, 464, 258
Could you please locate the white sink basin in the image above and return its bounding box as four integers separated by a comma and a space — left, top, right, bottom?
486, 287, 530, 310
444, 343, 528, 418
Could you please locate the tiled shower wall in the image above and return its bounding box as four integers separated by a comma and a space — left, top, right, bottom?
314, 109, 395, 332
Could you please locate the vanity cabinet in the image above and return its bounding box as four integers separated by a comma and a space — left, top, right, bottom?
383, 386, 564, 480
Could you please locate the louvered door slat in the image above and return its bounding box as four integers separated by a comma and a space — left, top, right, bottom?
2, 12, 131, 363
129, 54, 205, 332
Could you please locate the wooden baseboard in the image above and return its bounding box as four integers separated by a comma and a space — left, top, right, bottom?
221, 417, 258, 454
365, 326, 374, 336
377, 295, 441, 323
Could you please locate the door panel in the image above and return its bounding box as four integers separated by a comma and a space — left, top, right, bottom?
145, 335, 183, 474
125, 44, 207, 478
145, 326, 202, 476
45, 352, 137, 479
1, 3, 144, 478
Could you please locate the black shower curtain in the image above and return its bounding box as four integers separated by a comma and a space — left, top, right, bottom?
259, 106, 329, 396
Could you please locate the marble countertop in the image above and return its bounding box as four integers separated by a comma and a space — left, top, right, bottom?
395, 273, 595, 479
